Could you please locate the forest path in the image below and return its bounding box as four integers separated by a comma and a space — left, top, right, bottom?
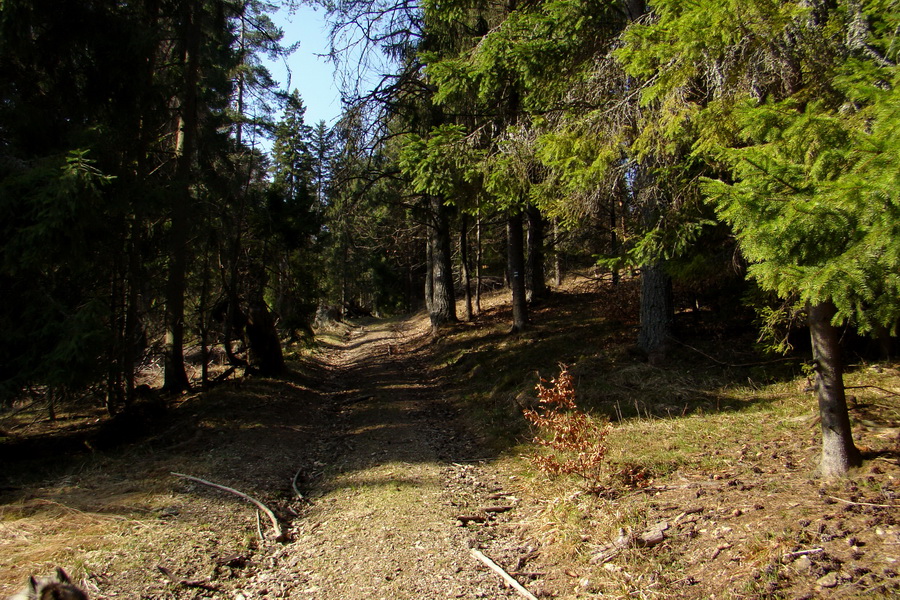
275, 317, 523, 600
0, 314, 536, 600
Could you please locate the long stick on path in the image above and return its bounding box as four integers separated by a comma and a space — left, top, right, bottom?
470, 548, 539, 600
171, 472, 285, 541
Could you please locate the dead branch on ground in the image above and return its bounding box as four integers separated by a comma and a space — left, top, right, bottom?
171, 472, 286, 541
470, 548, 539, 600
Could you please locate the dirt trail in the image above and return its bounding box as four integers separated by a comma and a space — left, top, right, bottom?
0, 315, 540, 600
268, 318, 527, 599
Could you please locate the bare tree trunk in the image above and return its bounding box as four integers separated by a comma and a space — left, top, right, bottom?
475, 213, 483, 315
551, 217, 562, 288
460, 214, 473, 321
507, 212, 528, 333
610, 196, 620, 286
107, 267, 124, 414
525, 205, 547, 302
198, 246, 211, 388
163, 0, 200, 393
164, 205, 190, 392
424, 234, 434, 314
637, 261, 672, 365
808, 302, 862, 477
428, 195, 457, 330
123, 221, 143, 405
635, 162, 672, 364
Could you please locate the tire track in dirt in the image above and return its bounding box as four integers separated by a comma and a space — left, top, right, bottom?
265, 319, 527, 600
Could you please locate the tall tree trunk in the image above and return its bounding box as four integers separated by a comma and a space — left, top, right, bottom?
635, 163, 671, 364
428, 194, 457, 330
460, 214, 473, 321
507, 212, 528, 333
198, 244, 212, 388
808, 302, 862, 478
123, 219, 143, 404
164, 201, 190, 392
552, 217, 562, 287
475, 212, 483, 315
424, 234, 434, 314
525, 204, 547, 302
610, 196, 620, 286
163, 0, 200, 393
107, 266, 125, 414
637, 261, 672, 365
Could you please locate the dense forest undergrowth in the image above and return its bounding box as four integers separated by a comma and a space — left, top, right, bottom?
1, 280, 899, 599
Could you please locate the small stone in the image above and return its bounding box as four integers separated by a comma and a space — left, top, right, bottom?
794, 556, 812, 572
816, 572, 838, 588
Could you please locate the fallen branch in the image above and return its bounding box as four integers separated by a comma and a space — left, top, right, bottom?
668, 336, 799, 368
827, 495, 898, 509
171, 472, 286, 541
481, 505, 514, 514
782, 548, 824, 560
710, 543, 732, 560
255, 510, 264, 542
291, 468, 304, 500
470, 548, 539, 600
845, 385, 900, 397
456, 515, 486, 525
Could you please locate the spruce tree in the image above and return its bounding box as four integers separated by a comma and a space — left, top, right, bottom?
618, 0, 899, 476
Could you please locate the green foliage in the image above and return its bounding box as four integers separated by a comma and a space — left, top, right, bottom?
705, 64, 900, 331
0, 0, 296, 402
616, 0, 900, 333
398, 124, 484, 200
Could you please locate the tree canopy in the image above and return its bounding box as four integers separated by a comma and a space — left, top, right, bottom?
1, 0, 897, 476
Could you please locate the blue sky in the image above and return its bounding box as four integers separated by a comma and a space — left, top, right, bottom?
263, 3, 342, 127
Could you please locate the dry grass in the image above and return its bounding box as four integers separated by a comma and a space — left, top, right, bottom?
435, 278, 900, 598
3, 277, 899, 599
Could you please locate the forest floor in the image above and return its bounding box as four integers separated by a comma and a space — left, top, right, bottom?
2, 281, 900, 599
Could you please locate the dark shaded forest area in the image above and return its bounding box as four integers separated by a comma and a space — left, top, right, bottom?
2, 6, 900, 595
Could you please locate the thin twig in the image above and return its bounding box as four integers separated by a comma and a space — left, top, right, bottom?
171, 472, 285, 541
845, 385, 900, 398
669, 336, 797, 368
292, 468, 304, 500
828, 495, 898, 509
470, 548, 539, 600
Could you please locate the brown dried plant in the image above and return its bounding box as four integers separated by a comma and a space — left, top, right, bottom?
523, 365, 610, 489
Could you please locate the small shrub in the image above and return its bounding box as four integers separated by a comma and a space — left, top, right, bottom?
523, 365, 610, 490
